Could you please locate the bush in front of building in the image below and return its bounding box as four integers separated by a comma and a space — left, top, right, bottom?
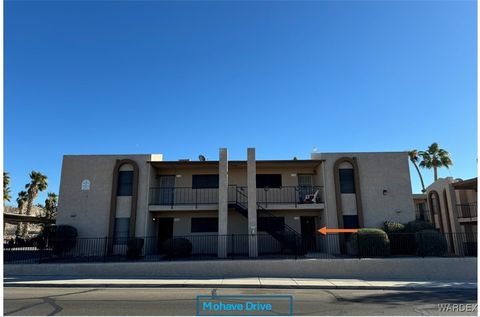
415, 229, 447, 256
405, 220, 436, 233
127, 238, 145, 259
351, 228, 391, 257
382, 221, 417, 255
43, 225, 78, 257
383, 221, 405, 233
162, 237, 193, 258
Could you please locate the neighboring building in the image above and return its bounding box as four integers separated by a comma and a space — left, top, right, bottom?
423, 177, 477, 234
57, 148, 415, 258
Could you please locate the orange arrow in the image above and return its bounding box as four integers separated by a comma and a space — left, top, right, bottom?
318, 226, 358, 235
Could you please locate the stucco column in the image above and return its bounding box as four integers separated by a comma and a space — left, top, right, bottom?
218, 148, 228, 258
247, 148, 258, 258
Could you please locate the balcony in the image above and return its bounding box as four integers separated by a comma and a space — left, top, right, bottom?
456, 203, 477, 219
149, 185, 324, 211
149, 187, 219, 210
255, 186, 324, 209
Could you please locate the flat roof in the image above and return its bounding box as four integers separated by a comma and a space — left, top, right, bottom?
149, 159, 324, 169
452, 177, 477, 190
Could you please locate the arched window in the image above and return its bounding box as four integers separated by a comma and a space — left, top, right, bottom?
428, 191, 443, 232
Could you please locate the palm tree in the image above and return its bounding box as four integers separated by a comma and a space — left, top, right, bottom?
44, 192, 58, 221
419, 143, 453, 182
16, 191, 28, 214
16, 191, 28, 238
4, 172, 11, 203
408, 150, 426, 193
24, 171, 48, 216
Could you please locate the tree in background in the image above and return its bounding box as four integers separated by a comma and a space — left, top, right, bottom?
23, 171, 48, 238
44, 192, 58, 221
419, 143, 453, 182
3, 172, 11, 203
15, 191, 28, 237
16, 191, 28, 214
25, 171, 48, 216
408, 150, 426, 193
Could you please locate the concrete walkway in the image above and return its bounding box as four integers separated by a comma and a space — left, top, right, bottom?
4, 276, 477, 290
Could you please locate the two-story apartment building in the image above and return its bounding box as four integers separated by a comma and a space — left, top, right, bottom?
57, 148, 415, 258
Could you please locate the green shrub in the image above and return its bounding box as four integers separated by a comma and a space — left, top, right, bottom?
383, 221, 405, 233
50, 225, 78, 257
162, 237, 192, 257
127, 238, 144, 259
415, 229, 447, 256
351, 228, 390, 257
405, 220, 435, 233
388, 232, 417, 255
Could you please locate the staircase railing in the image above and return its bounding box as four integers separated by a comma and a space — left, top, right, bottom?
231, 186, 301, 238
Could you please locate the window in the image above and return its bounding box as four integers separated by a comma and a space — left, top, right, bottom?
191, 217, 218, 233
343, 215, 359, 229
192, 175, 219, 189
339, 169, 355, 193
258, 217, 285, 232
117, 171, 133, 196
256, 174, 282, 188
114, 217, 130, 244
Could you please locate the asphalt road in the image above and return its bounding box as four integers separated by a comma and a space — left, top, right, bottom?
4, 287, 477, 316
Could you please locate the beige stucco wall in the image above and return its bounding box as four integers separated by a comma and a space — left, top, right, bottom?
58, 151, 416, 240
312, 152, 415, 229
57, 154, 158, 238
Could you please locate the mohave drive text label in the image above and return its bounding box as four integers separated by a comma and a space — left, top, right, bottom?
202, 301, 272, 312
197, 295, 293, 316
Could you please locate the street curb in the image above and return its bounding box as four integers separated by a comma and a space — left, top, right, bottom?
3, 283, 477, 291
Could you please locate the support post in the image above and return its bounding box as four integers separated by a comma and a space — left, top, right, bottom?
218, 148, 228, 258
247, 148, 258, 258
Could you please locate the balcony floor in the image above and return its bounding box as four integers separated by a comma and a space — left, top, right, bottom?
148, 203, 324, 212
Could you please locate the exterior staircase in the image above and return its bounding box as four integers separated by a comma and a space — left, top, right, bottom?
228, 186, 304, 255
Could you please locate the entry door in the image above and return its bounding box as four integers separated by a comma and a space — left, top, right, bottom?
157, 218, 174, 253
298, 175, 313, 203
158, 175, 175, 205
300, 216, 317, 252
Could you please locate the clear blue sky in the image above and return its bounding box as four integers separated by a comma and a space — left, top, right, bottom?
5, 0, 477, 205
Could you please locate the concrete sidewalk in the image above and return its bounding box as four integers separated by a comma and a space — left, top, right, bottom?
4, 276, 477, 290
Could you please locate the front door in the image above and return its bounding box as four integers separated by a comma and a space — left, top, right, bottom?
158, 175, 175, 205
300, 216, 317, 252
157, 218, 174, 253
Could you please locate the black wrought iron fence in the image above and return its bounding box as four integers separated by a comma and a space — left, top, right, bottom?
4, 232, 477, 264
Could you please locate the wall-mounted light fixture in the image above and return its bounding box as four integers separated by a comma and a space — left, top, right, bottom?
176, 175, 182, 178
383, 189, 388, 196
291, 173, 297, 177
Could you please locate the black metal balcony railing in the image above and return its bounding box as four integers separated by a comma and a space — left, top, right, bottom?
150, 186, 324, 208
256, 186, 324, 207
456, 203, 477, 218
149, 187, 218, 207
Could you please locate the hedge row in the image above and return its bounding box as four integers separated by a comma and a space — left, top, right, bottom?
349, 228, 447, 257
